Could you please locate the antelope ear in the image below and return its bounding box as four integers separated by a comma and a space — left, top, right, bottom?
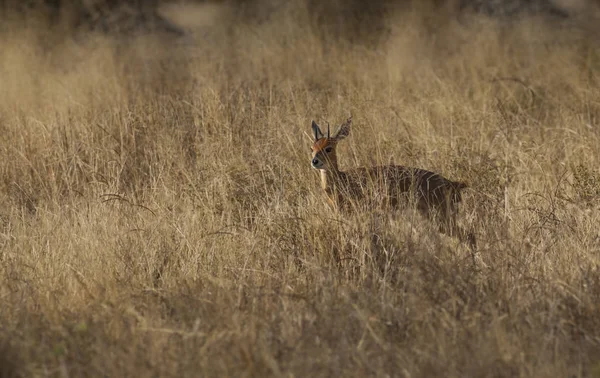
334, 116, 352, 140
312, 120, 324, 141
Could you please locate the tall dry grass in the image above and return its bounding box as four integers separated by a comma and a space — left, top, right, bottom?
1, 2, 600, 377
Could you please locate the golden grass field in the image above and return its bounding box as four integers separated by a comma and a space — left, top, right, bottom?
1, 1, 600, 376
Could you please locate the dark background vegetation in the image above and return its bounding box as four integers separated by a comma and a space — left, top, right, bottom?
0, 0, 584, 38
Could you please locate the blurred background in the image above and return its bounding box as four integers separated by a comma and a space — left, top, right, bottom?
1, 0, 599, 41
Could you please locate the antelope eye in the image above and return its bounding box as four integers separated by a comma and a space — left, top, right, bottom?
325, 147, 333, 153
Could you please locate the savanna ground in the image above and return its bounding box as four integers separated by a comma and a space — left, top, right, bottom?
1, 1, 600, 377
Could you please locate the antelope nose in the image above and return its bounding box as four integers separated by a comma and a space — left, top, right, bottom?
312, 158, 319, 165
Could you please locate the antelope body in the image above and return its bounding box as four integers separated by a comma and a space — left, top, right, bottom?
310, 117, 475, 247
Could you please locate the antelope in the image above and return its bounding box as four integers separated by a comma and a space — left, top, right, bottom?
310, 117, 476, 247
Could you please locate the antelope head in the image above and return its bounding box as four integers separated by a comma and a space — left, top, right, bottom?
310, 117, 352, 171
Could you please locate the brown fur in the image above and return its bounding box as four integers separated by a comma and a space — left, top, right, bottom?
311, 117, 475, 247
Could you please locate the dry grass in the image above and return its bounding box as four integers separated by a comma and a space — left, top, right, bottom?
1, 2, 600, 377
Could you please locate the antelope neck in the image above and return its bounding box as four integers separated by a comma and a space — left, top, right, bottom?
320, 167, 342, 193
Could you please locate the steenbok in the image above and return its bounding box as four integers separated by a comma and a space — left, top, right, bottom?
310, 116, 476, 247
